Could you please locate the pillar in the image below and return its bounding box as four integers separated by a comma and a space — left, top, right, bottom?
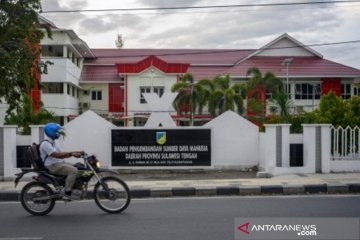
0, 126, 17, 177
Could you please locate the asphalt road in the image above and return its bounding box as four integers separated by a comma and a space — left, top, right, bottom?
0, 195, 359, 240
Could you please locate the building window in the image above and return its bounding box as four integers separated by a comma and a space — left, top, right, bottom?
42, 83, 64, 94
91, 90, 102, 100
140, 87, 151, 104
41, 45, 63, 57
72, 86, 76, 97
295, 83, 321, 100
153, 86, 164, 98
286, 84, 291, 100
341, 83, 351, 99
67, 84, 70, 95
354, 86, 360, 96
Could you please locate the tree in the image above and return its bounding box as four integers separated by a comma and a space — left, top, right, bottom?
207, 74, 246, 117
171, 73, 195, 116
171, 73, 211, 124
315, 91, 346, 126
5, 94, 55, 134
315, 92, 360, 127
344, 96, 360, 127
246, 67, 289, 118
0, 0, 50, 115
268, 90, 292, 122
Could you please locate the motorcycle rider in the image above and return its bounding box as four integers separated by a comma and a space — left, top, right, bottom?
39, 122, 82, 200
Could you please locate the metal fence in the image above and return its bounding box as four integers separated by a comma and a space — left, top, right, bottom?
331, 126, 360, 160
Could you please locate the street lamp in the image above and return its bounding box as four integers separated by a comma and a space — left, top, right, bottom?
282, 58, 293, 101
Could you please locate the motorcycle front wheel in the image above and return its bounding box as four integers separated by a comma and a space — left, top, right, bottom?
93, 176, 131, 214
20, 181, 55, 216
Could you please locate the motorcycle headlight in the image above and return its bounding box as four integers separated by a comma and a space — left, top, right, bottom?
95, 160, 101, 168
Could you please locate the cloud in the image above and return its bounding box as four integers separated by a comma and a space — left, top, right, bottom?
137, 4, 340, 50
77, 14, 147, 34
39, 0, 360, 68
136, 0, 203, 7
40, 0, 89, 29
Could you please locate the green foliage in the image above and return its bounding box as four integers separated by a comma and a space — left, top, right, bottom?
309, 92, 359, 127
5, 94, 55, 135
265, 92, 360, 133
172, 73, 246, 118
246, 67, 289, 117
314, 91, 345, 126
206, 74, 246, 117
268, 90, 292, 122
344, 96, 360, 126
0, 0, 50, 114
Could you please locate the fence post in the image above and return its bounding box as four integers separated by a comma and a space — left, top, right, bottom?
302, 124, 331, 173
320, 124, 331, 173
302, 124, 317, 173
0, 125, 18, 178
30, 125, 45, 144
262, 124, 291, 171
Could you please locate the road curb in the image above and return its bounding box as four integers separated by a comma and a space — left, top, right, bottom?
1, 184, 359, 201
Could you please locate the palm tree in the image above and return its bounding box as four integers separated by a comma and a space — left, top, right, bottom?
207, 74, 246, 117
171, 73, 194, 116
171, 73, 211, 124
268, 90, 292, 121
246, 67, 287, 117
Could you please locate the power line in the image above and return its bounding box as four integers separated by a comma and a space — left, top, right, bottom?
41, 1, 360, 13
43, 3, 360, 17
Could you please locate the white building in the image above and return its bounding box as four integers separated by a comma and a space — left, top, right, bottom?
1, 16, 360, 126
37, 16, 95, 125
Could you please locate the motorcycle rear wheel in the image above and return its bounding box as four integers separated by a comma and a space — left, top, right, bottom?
94, 176, 131, 214
20, 181, 55, 216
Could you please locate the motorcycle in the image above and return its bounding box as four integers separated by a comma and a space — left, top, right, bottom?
14, 152, 131, 215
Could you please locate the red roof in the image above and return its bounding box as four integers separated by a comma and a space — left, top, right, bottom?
80, 65, 119, 82
116, 55, 189, 74
229, 56, 360, 77
86, 49, 253, 65
81, 49, 360, 82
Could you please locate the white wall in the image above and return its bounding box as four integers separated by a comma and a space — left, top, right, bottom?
330, 161, 360, 172
1, 113, 358, 177
42, 94, 78, 116
79, 83, 109, 114
2, 126, 18, 177
127, 68, 177, 114
41, 58, 81, 85
205, 111, 259, 168
57, 111, 115, 168
41, 31, 73, 45
257, 38, 315, 57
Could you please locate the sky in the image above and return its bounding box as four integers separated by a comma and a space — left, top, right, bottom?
40, 0, 360, 69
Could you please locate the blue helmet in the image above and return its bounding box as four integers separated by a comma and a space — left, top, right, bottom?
44, 123, 64, 140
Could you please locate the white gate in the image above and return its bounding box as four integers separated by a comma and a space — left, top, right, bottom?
331, 126, 360, 160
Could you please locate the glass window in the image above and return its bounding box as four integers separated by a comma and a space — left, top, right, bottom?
41, 45, 63, 57
91, 90, 102, 100
295, 83, 321, 100
42, 83, 64, 94
67, 84, 70, 95
140, 87, 151, 104
153, 87, 164, 98
341, 83, 351, 99
354, 86, 360, 96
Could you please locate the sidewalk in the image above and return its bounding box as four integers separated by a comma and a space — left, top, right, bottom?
0, 171, 360, 201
